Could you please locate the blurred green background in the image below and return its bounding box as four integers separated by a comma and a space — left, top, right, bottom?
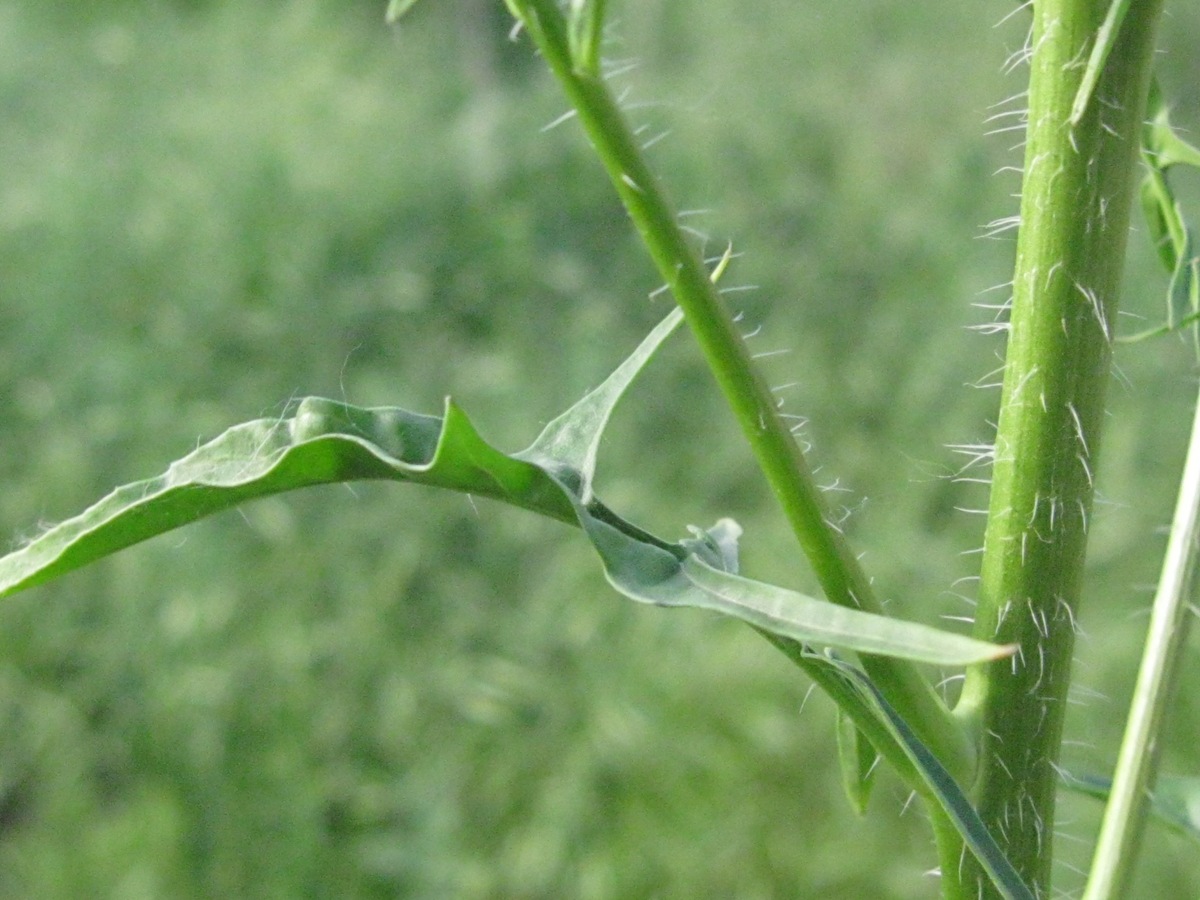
1, 0, 1198, 896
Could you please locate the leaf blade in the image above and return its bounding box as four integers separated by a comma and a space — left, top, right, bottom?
384, 0, 423, 24
0, 304, 693, 600
521, 306, 684, 494
679, 555, 1016, 667
0, 397, 573, 599
1062, 772, 1200, 844
1068, 0, 1132, 127
837, 709, 878, 816
822, 655, 1035, 900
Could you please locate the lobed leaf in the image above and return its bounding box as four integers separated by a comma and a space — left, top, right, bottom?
0, 308, 1010, 672
0, 397, 575, 598
520, 308, 684, 496
1145, 79, 1200, 172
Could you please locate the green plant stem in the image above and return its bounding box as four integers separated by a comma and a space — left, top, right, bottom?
1081, 377, 1200, 900
931, 804, 968, 897
954, 1, 1164, 896
508, 0, 973, 783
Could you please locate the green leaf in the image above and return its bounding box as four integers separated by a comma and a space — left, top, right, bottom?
1141, 86, 1189, 279
1122, 79, 1200, 347
0, 308, 1010, 670
821, 655, 1035, 900
1140, 165, 1182, 275
521, 308, 684, 494
1167, 227, 1200, 354
1061, 771, 1200, 844
1068, 0, 1131, 127
564, 0, 608, 75
678, 556, 1016, 667
0, 309, 689, 599
384, 0, 423, 24
0, 397, 574, 598
1145, 78, 1200, 172
574, 509, 1009, 668
837, 709, 878, 816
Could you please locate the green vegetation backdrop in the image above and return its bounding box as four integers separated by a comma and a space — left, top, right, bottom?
1, 0, 1197, 896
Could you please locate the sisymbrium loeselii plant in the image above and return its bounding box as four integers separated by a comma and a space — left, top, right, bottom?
4, 0, 1199, 897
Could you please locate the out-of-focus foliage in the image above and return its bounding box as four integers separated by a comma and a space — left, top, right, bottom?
0, 0, 1197, 896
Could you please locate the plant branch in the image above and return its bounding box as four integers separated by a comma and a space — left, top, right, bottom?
506, 0, 974, 782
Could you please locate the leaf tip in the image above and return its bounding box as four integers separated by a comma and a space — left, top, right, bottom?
992, 642, 1020, 661
385, 0, 421, 25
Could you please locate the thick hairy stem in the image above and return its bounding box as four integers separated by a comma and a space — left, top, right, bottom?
953, 1, 1164, 897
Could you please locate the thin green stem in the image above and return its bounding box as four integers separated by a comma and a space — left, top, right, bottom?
1081, 377, 1200, 900
508, 0, 973, 783
954, 0, 1165, 895
931, 804, 969, 900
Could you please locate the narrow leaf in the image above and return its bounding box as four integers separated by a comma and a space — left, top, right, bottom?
0, 304, 691, 599
1062, 772, 1200, 844
837, 709, 878, 815
0, 397, 575, 598
678, 556, 1016, 667
1166, 227, 1200, 355
1145, 78, 1200, 172
1068, 0, 1131, 127
1, 306, 1011, 674
821, 654, 1035, 900
573, 504, 1013, 667
1122, 78, 1200, 346
522, 307, 684, 496
1140, 167, 1182, 275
